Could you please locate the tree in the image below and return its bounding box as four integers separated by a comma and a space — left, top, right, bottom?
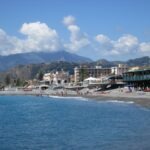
38, 71, 44, 81
5, 75, 11, 85
80, 68, 88, 81
16, 78, 21, 86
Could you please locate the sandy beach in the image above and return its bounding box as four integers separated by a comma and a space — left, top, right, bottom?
0, 88, 150, 108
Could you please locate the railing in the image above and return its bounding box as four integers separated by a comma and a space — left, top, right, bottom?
123, 75, 150, 81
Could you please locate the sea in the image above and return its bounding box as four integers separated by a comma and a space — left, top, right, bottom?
0, 96, 150, 150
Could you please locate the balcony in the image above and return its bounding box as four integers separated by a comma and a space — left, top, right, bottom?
123, 75, 150, 81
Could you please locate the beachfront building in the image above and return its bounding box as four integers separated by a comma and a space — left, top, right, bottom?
123, 69, 150, 91
83, 77, 101, 86
111, 64, 128, 75
43, 70, 70, 85
43, 73, 53, 83
83, 76, 110, 87
129, 66, 141, 71
74, 66, 111, 83
69, 75, 75, 83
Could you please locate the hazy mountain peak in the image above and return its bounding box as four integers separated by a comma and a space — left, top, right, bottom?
0, 51, 92, 71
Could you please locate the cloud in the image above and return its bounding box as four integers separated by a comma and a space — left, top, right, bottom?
0, 29, 21, 55
95, 34, 111, 44
0, 22, 61, 55
20, 22, 61, 53
140, 42, 150, 52
0, 15, 149, 59
95, 34, 113, 52
0, 17, 90, 55
63, 15, 90, 52
63, 15, 75, 26
95, 34, 141, 55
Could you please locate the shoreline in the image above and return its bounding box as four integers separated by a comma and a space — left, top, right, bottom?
0, 89, 150, 108
83, 95, 150, 108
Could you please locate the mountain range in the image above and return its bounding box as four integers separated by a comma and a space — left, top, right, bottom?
92, 56, 150, 67
0, 51, 92, 71
0, 50, 149, 83
0, 50, 149, 72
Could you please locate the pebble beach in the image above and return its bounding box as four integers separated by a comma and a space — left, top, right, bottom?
0, 88, 150, 108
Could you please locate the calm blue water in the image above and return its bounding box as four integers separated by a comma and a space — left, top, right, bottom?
0, 96, 150, 150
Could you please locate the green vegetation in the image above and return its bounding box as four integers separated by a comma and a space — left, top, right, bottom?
0, 56, 149, 85
38, 71, 44, 81
16, 78, 22, 86
80, 68, 88, 81
5, 74, 11, 85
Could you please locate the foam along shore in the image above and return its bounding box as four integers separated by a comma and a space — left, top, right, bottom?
82, 88, 150, 108
0, 88, 150, 108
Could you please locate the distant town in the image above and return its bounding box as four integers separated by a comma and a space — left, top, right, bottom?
0, 60, 149, 98
31, 64, 150, 92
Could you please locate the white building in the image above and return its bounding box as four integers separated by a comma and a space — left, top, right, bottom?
43, 73, 53, 82
128, 66, 140, 71
74, 67, 80, 83
43, 70, 70, 85
111, 64, 128, 75
74, 66, 111, 83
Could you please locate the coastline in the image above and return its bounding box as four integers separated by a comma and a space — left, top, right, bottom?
0, 89, 150, 108
83, 95, 150, 109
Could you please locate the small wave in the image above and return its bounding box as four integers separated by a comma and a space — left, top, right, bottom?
106, 100, 134, 104
49, 95, 64, 99
48, 95, 88, 101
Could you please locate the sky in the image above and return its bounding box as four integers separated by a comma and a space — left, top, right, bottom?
0, 0, 150, 61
